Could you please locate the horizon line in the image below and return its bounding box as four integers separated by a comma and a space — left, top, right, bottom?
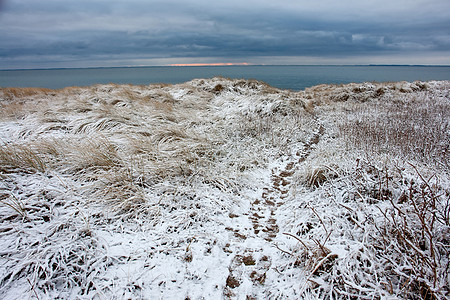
1, 63, 450, 71
169, 62, 251, 67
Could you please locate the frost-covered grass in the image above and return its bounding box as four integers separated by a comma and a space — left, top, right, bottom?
0, 78, 449, 299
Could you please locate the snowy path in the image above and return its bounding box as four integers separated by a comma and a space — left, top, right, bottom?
224, 124, 325, 298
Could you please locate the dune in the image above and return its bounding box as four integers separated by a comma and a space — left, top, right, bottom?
0, 78, 449, 299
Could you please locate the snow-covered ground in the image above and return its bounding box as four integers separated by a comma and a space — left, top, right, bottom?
0, 78, 449, 299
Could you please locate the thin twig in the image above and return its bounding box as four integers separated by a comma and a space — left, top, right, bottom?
309, 205, 329, 237
283, 232, 309, 250
27, 277, 40, 300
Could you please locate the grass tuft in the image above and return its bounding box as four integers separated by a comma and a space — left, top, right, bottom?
0, 143, 47, 173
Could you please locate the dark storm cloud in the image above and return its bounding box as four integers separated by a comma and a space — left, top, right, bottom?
1, 0, 449, 68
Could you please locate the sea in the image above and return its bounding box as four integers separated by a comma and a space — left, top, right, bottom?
1, 65, 449, 91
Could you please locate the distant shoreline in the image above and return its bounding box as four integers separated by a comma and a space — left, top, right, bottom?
2, 65, 449, 91
2, 64, 450, 72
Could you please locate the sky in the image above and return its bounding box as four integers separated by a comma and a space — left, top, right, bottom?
0, 0, 450, 69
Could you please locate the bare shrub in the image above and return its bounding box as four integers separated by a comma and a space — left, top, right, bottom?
370, 175, 450, 299
363, 164, 449, 299
304, 160, 450, 299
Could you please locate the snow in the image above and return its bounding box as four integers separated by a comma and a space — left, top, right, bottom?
0, 79, 449, 299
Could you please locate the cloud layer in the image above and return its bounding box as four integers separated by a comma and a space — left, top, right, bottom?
1, 0, 449, 68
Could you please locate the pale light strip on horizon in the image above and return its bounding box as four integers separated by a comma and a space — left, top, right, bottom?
169, 62, 250, 66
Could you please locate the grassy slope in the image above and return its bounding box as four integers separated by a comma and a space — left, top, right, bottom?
0, 79, 448, 299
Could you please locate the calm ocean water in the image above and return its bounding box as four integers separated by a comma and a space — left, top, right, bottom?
1, 65, 449, 91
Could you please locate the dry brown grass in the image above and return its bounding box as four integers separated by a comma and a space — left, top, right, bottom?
1, 87, 54, 100
88, 167, 147, 213
305, 166, 338, 188
338, 92, 449, 170
0, 101, 30, 119
301, 81, 431, 109
0, 143, 47, 173
60, 138, 123, 173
